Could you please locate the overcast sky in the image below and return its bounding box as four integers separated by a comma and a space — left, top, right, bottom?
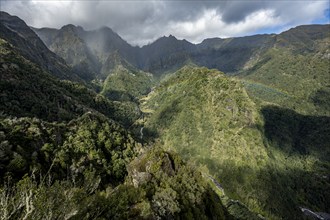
1, 0, 329, 46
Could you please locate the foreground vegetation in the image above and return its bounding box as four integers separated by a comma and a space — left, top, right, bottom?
0, 113, 234, 219
0, 38, 232, 219
1, 14, 329, 219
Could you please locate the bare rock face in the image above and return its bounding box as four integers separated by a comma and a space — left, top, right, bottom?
0, 11, 81, 81
131, 169, 152, 188
127, 149, 178, 188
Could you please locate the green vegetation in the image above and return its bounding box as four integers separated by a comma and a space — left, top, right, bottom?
142, 66, 330, 219
1, 15, 329, 220
237, 38, 330, 116
0, 112, 139, 183
0, 38, 139, 127
0, 113, 232, 219
0, 38, 230, 219
101, 64, 154, 102
125, 148, 232, 219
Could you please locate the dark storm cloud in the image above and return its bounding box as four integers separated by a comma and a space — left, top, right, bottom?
1, 0, 329, 46
220, 1, 266, 23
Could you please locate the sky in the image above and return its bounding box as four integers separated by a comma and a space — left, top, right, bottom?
1, 0, 329, 46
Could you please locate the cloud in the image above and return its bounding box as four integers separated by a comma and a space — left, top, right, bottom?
1, 0, 329, 46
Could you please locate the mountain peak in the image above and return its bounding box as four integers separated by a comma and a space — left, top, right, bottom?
99, 26, 114, 32
168, 34, 176, 38
96, 26, 119, 37
154, 34, 179, 44
60, 24, 84, 33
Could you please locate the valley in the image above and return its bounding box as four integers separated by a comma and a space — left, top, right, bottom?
0, 10, 329, 220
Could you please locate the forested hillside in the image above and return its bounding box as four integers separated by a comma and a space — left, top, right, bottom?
1, 10, 329, 220
142, 66, 330, 219
0, 12, 232, 220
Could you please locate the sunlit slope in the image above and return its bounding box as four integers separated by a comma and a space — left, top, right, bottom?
100, 53, 154, 102
143, 66, 270, 214
238, 25, 330, 116
142, 66, 330, 219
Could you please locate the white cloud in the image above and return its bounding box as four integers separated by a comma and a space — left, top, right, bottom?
167, 8, 282, 43
1, 0, 329, 46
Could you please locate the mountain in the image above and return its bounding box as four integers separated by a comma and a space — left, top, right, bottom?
138, 35, 196, 75
0, 39, 231, 220
0, 11, 81, 81
83, 26, 137, 64
34, 24, 138, 79
46, 24, 100, 81
34, 22, 329, 82
0, 12, 234, 220
0, 37, 140, 126
34, 24, 156, 98
100, 52, 154, 102
237, 25, 330, 116
2, 11, 330, 220
142, 66, 330, 219
194, 34, 275, 72
34, 26, 195, 76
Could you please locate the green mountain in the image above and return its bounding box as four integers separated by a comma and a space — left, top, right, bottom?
142, 66, 330, 219
98, 52, 154, 101
1, 10, 330, 220
138, 35, 196, 75
34, 25, 137, 79
34, 24, 155, 103
1, 109, 236, 219
236, 25, 330, 116
0, 38, 139, 126
0, 12, 233, 220
34, 23, 329, 82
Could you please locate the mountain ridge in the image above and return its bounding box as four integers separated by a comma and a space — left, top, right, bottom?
1, 11, 329, 220
0, 11, 82, 81
33, 23, 330, 48
32, 16, 329, 75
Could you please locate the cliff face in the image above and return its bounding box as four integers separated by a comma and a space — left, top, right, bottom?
0, 11, 81, 81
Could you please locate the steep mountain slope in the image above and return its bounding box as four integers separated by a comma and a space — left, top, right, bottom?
0, 113, 232, 219
0, 11, 81, 81
1, 13, 233, 220
83, 26, 137, 65
142, 66, 330, 219
30, 27, 59, 47
0, 44, 231, 220
237, 25, 330, 115
0, 38, 140, 126
34, 24, 138, 78
34, 23, 155, 99
100, 52, 154, 102
94, 52, 155, 126
47, 24, 100, 81
33, 21, 329, 83
138, 35, 196, 75
194, 34, 275, 73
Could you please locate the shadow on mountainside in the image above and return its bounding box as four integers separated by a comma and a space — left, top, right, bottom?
258, 105, 330, 218
208, 157, 330, 220
204, 106, 330, 219
261, 105, 330, 160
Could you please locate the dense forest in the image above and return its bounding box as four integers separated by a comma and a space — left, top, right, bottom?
1, 11, 329, 220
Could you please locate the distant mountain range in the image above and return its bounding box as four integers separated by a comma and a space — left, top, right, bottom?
1, 10, 329, 220
32, 13, 330, 116
32, 19, 329, 78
